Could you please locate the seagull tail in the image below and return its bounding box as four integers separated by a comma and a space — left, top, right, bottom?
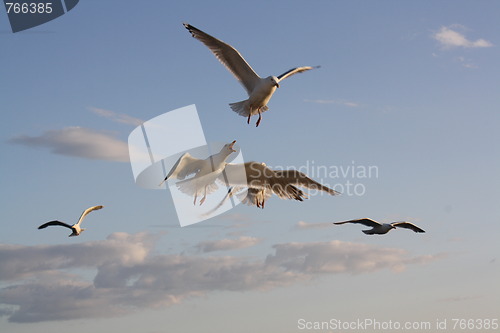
229, 100, 250, 116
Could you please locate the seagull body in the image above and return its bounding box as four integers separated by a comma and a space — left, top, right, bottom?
214, 162, 340, 209
159, 141, 236, 205
183, 23, 319, 127
37, 205, 103, 237
333, 218, 425, 235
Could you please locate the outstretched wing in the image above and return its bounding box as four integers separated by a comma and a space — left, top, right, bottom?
183, 23, 261, 95
38, 220, 73, 230
276, 66, 320, 82
75, 205, 104, 227
273, 169, 339, 196
333, 218, 382, 227
391, 222, 425, 233
159, 152, 204, 186
221, 162, 307, 201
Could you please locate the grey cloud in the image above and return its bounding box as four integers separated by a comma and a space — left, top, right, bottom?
0, 234, 441, 323
266, 241, 439, 274
88, 107, 144, 127
195, 236, 262, 253
9, 126, 130, 162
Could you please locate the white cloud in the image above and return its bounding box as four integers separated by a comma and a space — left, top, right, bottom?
88, 107, 144, 127
433, 25, 493, 49
304, 99, 360, 108
195, 236, 262, 252
0, 234, 442, 323
438, 295, 483, 303
295, 221, 333, 230
9, 127, 130, 162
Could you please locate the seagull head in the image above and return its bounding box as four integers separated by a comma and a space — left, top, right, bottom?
226, 140, 236, 152
269, 76, 280, 88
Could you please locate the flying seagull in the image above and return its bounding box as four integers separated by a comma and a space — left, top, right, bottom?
333, 218, 425, 235
208, 162, 340, 212
183, 23, 319, 127
38, 205, 104, 237
159, 141, 236, 205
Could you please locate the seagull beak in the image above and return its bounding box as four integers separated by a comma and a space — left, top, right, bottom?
229, 140, 236, 152
275, 82, 280, 88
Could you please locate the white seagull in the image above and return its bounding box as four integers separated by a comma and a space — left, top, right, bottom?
211, 162, 340, 210
333, 218, 426, 235
37, 205, 104, 237
159, 141, 237, 205
183, 23, 319, 127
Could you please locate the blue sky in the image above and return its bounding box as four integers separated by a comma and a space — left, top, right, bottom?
1, 1, 499, 332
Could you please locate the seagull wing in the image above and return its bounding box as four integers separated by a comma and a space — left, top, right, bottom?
75, 205, 104, 227
276, 66, 320, 82
38, 220, 73, 230
159, 152, 204, 186
273, 169, 340, 196
221, 162, 307, 201
333, 218, 382, 227
391, 222, 426, 233
183, 23, 261, 95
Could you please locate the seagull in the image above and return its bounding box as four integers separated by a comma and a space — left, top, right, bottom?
159, 141, 236, 205
37, 205, 104, 237
209, 162, 340, 211
183, 23, 319, 127
333, 218, 425, 235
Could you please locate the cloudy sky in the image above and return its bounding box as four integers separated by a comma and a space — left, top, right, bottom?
1, 1, 499, 332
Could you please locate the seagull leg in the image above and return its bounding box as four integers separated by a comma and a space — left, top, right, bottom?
256, 111, 262, 127
247, 114, 251, 124
193, 194, 198, 205
200, 186, 207, 205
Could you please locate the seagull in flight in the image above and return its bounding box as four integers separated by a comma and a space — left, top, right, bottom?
183, 23, 319, 127
208, 162, 340, 211
159, 141, 237, 205
37, 205, 104, 237
333, 218, 426, 235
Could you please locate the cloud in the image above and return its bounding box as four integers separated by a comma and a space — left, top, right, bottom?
433, 25, 493, 49
266, 241, 439, 274
195, 236, 262, 253
88, 107, 144, 127
0, 234, 442, 323
438, 295, 483, 303
454, 56, 479, 69
304, 99, 360, 108
9, 127, 130, 162
295, 221, 333, 230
